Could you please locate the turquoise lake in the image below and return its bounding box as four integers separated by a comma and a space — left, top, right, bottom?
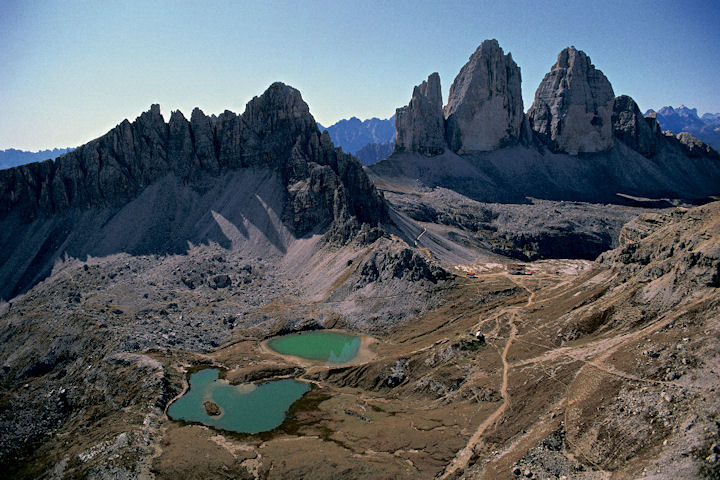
267, 330, 361, 364
167, 368, 310, 434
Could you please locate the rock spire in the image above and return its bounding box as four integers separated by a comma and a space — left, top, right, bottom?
444, 39, 526, 153
394, 72, 446, 155
528, 46, 615, 154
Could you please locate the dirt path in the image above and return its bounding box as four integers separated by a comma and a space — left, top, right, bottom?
436, 268, 621, 478
438, 314, 517, 479
414, 227, 427, 247
510, 294, 711, 392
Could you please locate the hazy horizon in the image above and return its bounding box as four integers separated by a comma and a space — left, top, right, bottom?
2, 0, 719, 151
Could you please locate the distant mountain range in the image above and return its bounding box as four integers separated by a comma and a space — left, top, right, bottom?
0, 147, 74, 170
318, 116, 395, 164
354, 141, 394, 166
646, 105, 720, 151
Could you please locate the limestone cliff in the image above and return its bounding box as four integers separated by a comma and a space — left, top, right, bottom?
444, 40, 527, 153
394, 73, 446, 155
528, 47, 615, 154
612, 95, 660, 157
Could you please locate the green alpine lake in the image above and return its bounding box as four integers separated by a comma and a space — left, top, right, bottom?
167, 368, 310, 434
267, 330, 362, 364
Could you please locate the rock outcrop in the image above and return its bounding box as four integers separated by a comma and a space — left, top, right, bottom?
648, 105, 720, 152
600, 202, 720, 290
614, 96, 720, 161
394, 73, 446, 155
671, 131, 720, 159
0, 83, 388, 239
528, 46, 615, 154
612, 95, 660, 157
444, 40, 526, 153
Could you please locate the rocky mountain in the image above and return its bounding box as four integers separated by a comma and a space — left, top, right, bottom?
0, 83, 389, 300
354, 141, 393, 165
0, 148, 74, 170
612, 95, 664, 158
702, 112, 720, 125
382, 41, 720, 206
394, 72, 447, 155
318, 116, 395, 155
654, 105, 707, 132
647, 105, 720, 151
2, 42, 720, 480
528, 46, 615, 154
444, 39, 528, 153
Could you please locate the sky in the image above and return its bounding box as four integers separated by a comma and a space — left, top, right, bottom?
1, 0, 719, 151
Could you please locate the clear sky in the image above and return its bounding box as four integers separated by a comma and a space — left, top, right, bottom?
1, 0, 719, 151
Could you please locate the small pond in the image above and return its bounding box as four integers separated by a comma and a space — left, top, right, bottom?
267, 330, 361, 364
167, 368, 310, 434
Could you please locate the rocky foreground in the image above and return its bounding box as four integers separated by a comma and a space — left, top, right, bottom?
0, 199, 718, 479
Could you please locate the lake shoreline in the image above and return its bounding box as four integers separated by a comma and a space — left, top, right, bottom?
260, 328, 378, 367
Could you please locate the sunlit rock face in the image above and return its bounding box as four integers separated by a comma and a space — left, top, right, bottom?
528, 46, 615, 154
444, 39, 526, 153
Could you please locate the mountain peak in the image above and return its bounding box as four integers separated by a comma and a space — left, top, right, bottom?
444, 39, 526, 153
528, 46, 615, 154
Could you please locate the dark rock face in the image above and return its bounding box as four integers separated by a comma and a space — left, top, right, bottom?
612, 95, 660, 157
528, 47, 615, 154
395, 72, 447, 155
444, 40, 527, 153
0, 83, 388, 240
354, 141, 393, 165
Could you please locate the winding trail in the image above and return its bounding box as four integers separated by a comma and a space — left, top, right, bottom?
436, 270, 583, 478
438, 314, 517, 479
414, 227, 427, 247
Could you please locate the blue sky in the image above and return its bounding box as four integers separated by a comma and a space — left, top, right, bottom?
1, 0, 719, 150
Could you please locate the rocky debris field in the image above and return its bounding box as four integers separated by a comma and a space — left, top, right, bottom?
0, 202, 718, 479
384, 187, 650, 261
0, 231, 453, 478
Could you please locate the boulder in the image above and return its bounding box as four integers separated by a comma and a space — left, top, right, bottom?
203, 400, 221, 416
394, 72, 447, 155
209, 274, 231, 289
528, 46, 615, 154
444, 39, 527, 153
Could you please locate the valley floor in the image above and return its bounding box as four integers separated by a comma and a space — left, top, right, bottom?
150, 257, 720, 479
1, 203, 719, 479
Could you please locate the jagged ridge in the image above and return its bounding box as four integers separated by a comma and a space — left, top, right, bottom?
0, 83, 387, 238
